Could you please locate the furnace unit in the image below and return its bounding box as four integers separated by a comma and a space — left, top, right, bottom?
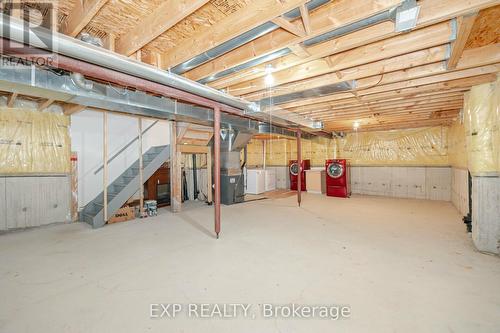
325, 159, 351, 198
289, 160, 310, 191
219, 127, 253, 205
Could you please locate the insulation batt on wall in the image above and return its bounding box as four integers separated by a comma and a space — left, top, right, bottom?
247, 137, 338, 168
448, 121, 468, 170
0, 108, 70, 174
335, 127, 449, 166
247, 126, 459, 168
464, 76, 500, 176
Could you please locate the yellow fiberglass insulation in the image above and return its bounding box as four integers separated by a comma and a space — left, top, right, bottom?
0, 108, 70, 174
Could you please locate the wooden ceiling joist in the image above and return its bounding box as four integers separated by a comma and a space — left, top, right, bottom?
292, 89, 464, 116
448, 12, 479, 69
299, 94, 466, 116
275, 73, 496, 110
263, 62, 499, 114
316, 103, 464, 120
293, 89, 468, 112
115, 0, 211, 56
231, 21, 454, 97
63, 0, 109, 37
326, 120, 457, 132
271, 16, 306, 37
32, 0, 499, 132
161, 0, 309, 69
184, 0, 401, 82
186, 0, 497, 86
242, 45, 450, 100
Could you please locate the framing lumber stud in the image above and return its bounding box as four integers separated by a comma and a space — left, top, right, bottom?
448, 12, 479, 69
170, 121, 182, 213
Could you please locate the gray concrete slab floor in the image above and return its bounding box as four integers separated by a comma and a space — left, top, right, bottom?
1, 194, 499, 332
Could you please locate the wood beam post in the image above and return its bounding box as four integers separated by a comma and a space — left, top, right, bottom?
10, 0, 22, 20
38, 99, 54, 112
103, 33, 116, 52
262, 140, 266, 169
70, 152, 78, 222
207, 146, 213, 204
299, 4, 312, 35
7, 92, 18, 108
103, 111, 108, 222
170, 121, 182, 213
64, 104, 86, 116
271, 16, 306, 37
138, 117, 144, 217
297, 129, 302, 207
448, 12, 478, 69
214, 106, 221, 239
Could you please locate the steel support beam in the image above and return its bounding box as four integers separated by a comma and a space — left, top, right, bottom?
214, 106, 221, 238
103, 111, 108, 222
297, 129, 302, 207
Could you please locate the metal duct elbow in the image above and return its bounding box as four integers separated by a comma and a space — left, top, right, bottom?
71, 72, 94, 90
78, 32, 103, 47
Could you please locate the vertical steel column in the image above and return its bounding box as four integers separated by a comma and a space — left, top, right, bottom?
103, 111, 108, 222
297, 129, 302, 207
214, 106, 221, 238
138, 117, 144, 217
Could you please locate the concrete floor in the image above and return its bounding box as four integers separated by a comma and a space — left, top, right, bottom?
1, 194, 499, 333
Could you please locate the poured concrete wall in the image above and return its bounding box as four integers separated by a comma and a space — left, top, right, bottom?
0, 176, 71, 232
451, 168, 469, 217
472, 176, 500, 255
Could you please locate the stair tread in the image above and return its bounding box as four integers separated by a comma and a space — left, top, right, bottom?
82, 144, 170, 226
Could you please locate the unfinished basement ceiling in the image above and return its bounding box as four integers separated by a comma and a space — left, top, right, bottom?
3, 0, 500, 133
464, 5, 500, 49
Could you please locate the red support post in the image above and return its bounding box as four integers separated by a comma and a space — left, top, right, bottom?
297, 129, 302, 207
214, 106, 221, 238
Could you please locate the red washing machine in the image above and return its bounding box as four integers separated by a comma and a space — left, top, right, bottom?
325, 159, 351, 198
289, 160, 310, 191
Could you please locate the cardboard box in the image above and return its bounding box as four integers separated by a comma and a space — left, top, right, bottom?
305, 169, 326, 194
108, 206, 135, 224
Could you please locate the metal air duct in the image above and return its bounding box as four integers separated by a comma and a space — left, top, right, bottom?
0, 14, 255, 113
171, 0, 330, 74
196, 2, 405, 84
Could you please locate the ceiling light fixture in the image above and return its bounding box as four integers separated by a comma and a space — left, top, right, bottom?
264, 64, 274, 87
353, 121, 360, 130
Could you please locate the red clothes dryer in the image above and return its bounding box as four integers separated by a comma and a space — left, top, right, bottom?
326, 159, 351, 198
289, 160, 310, 191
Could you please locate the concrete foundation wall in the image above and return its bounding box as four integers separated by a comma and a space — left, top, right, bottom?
0, 176, 71, 232
263, 167, 290, 189
452, 168, 469, 217
351, 166, 451, 201
472, 176, 500, 255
